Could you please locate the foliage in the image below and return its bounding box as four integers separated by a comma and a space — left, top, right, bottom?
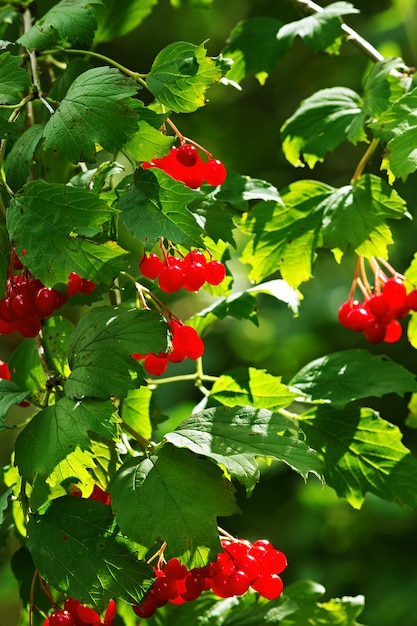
1, 0, 417, 625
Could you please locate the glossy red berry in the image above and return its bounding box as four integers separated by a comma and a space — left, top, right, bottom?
384, 319, 402, 343
158, 258, 185, 293
80, 278, 97, 294
10, 292, 33, 319
176, 325, 204, 359
382, 277, 407, 309
47, 610, 75, 626
35, 287, 60, 318
345, 306, 370, 331
144, 353, 168, 376
406, 289, 417, 311
363, 318, 387, 343
66, 272, 83, 297
205, 260, 226, 286
367, 293, 390, 318
139, 253, 163, 279
0, 360, 11, 380
251, 573, 283, 600
176, 144, 199, 167
203, 159, 227, 186
183, 262, 207, 291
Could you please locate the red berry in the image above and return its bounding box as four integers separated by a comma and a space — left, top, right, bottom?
133, 593, 159, 618
382, 277, 407, 309
104, 598, 117, 623
384, 319, 402, 343
76, 603, 101, 624
67, 272, 83, 297
176, 325, 204, 359
176, 144, 199, 167
0, 360, 11, 380
158, 258, 185, 293
251, 573, 283, 600
363, 318, 387, 343
0, 318, 17, 335
163, 558, 188, 580
10, 292, 33, 320
144, 353, 168, 376
211, 572, 233, 598
80, 279, 97, 294
367, 293, 390, 318
35, 287, 60, 318
47, 610, 75, 626
338, 300, 357, 327
183, 262, 207, 291
345, 306, 371, 331
227, 570, 251, 596
183, 250, 207, 267
0, 297, 13, 323
203, 159, 227, 186
205, 260, 226, 286
153, 576, 178, 602
139, 253, 163, 279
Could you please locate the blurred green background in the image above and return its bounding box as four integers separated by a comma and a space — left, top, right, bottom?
2, 1, 417, 624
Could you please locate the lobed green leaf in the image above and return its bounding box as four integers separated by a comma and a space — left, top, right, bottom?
7, 179, 126, 287
222, 17, 284, 85
281, 87, 366, 168
277, 1, 360, 56
15, 397, 118, 484
65, 306, 169, 399
110, 445, 239, 568
27, 496, 154, 611
118, 167, 204, 249
299, 405, 417, 509
0, 380, 30, 430
146, 41, 231, 113
0, 52, 31, 104
165, 405, 323, 492
18, 0, 102, 50
4, 124, 44, 192
94, 0, 158, 43
290, 349, 417, 409
43, 66, 139, 163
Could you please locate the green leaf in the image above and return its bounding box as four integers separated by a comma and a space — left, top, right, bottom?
65, 307, 169, 399
42, 316, 74, 378
277, 2, 360, 56
124, 102, 175, 163
121, 386, 154, 440
17, 0, 102, 50
239, 181, 333, 288
0, 486, 13, 526
299, 405, 417, 508
0, 224, 10, 298
110, 445, 239, 568
369, 85, 417, 181
222, 17, 284, 85
15, 397, 118, 483
281, 87, 366, 168
190, 279, 300, 335
118, 167, 204, 249
320, 173, 408, 258
4, 124, 44, 192
290, 349, 417, 409
27, 496, 154, 611
0, 380, 29, 430
43, 66, 138, 163
0, 52, 31, 104
9, 339, 48, 406
95, 0, 158, 43
210, 367, 300, 410
7, 180, 126, 287
146, 42, 231, 113
165, 406, 323, 492
362, 57, 412, 118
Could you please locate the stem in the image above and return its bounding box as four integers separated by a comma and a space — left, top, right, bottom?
45, 47, 148, 86
119, 419, 152, 451
350, 138, 380, 183
288, 0, 385, 63
22, 9, 54, 115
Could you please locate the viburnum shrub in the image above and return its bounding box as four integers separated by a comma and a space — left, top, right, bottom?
2, 1, 417, 626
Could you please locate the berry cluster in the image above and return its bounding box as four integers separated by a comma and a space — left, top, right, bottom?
139, 249, 226, 294
0, 263, 96, 338
132, 318, 204, 376
339, 275, 417, 344
143, 144, 227, 189
133, 538, 287, 618
43, 598, 116, 626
